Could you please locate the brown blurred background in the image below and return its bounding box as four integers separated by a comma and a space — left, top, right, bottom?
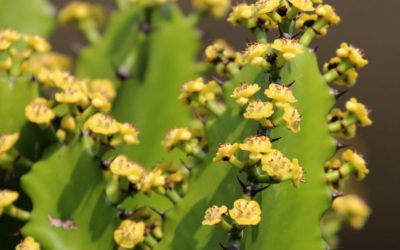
50, 0, 400, 249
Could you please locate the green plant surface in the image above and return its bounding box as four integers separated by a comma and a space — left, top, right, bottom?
157, 49, 336, 250
20, 139, 120, 249
0, 0, 54, 36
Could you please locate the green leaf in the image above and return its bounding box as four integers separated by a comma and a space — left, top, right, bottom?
157, 49, 335, 250
0, 0, 54, 37
20, 139, 119, 249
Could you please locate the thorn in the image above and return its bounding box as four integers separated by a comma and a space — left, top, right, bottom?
212, 76, 225, 86
278, 24, 292, 39
331, 190, 344, 201
310, 46, 318, 53
291, 31, 302, 39
180, 159, 193, 171
219, 243, 228, 250
5, 229, 21, 238
286, 80, 296, 87
118, 209, 136, 220
270, 137, 282, 143
237, 177, 270, 197
237, 176, 246, 190
150, 207, 167, 219
333, 88, 349, 99
254, 185, 270, 193
195, 113, 207, 124
336, 143, 350, 151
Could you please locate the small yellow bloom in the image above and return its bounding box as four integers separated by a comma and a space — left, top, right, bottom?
229, 199, 261, 225
264, 83, 297, 108
110, 155, 144, 177
0, 56, 12, 72
202, 205, 228, 225
118, 122, 140, 145
200, 80, 223, 101
324, 158, 341, 170
136, 169, 165, 193
345, 98, 372, 127
261, 149, 291, 178
282, 104, 302, 133
342, 149, 369, 180
227, 3, 255, 25
90, 79, 116, 101
242, 42, 270, 66
154, 161, 179, 173
25, 98, 55, 125
0, 133, 19, 154
178, 78, 205, 105
213, 143, 239, 162
15, 236, 40, 250
288, 0, 315, 11
56, 129, 66, 141
316, 4, 340, 24
291, 158, 304, 189
295, 14, 318, 30
327, 108, 356, 139
114, 220, 145, 249
230, 82, 261, 106
255, 0, 281, 15
205, 40, 236, 64
272, 38, 304, 62
90, 93, 111, 112
51, 70, 76, 90
192, 0, 231, 18
0, 37, 11, 51
0, 29, 21, 42
60, 116, 76, 132
84, 113, 119, 135
335, 68, 358, 87
239, 135, 272, 162
170, 170, 188, 183
244, 100, 274, 121
55, 86, 86, 104
59, 1, 104, 27
161, 127, 192, 152
29, 53, 71, 74
24, 35, 51, 53
336, 42, 368, 68
0, 189, 18, 215
332, 195, 371, 230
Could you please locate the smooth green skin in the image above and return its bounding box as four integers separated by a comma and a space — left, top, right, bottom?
157, 49, 336, 250
20, 139, 120, 250
0, 0, 54, 36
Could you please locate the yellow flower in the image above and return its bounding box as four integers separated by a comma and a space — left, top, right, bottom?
242, 42, 270, 66
161, 127, 192, 152
170, 170, 188, 183
136, 169, 165, 193
230, 82, 261, 106
335, 67, 358, 87
239, 135, 272, 162
110, 155, 144, 177
178, 78, 205, 105
244, 100, 274, 121
202, 205, 228, 225
0, 29, 21, 42
0, 56, 12, 72
0, 133, 19, 154
255, 0, 281, 15
201, 80, 223, 101
227, 3, 255, 25
205, 39, 236, 63
15, 236, 40, 250
90, 93, 111, 112
288, 0, 315, 11
324, 158, 341, 170
30, 52, 71, 72
282, 104, 302, 133
55, 86, 86, 104
345, 98, 372, 127
90, 79, 116, 101
336, 42, 368, 68
295, 14, 318, 30
0, 189, 18, 215
25, 98, 55, 125
24, 35, 51, 53
291, 158, 304, 188
327, 108, 356, 139
213, 143, 239, 162
272, 38, 304, 62
84, 113, 119, 135
118, 122, 140, 145
261, 149, 291, 178
316, 4, 340, 24
60, 116, 76, 132
342, 149, 369, 180
192, 0, 231, 18
229, 199, 261, 225
332, 195, 371, 230
50, 70, 76, 90
0, 37, 11, 51
114, 220, 145, 249
264, 83, 297, 108
59, 1, 104, 27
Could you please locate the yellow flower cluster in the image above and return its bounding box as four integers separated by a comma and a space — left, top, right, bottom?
213, 143, 239, 162
25, 98, 55, 125
161, 127, 192, 152
240, 135, 272, 162
178, 78, 222, 106
58, 1, 104, 27
15, 236, 40, 250
114, 219, 145, 249
327, 108, 356, 139
272, 38, 304, 62
332, 195, 371, 230
205, 40, 242, 75
264, 83, 297, 109
336, 42, 368, 69
345, 98, 372, 127
315, 4, 340, 25
342, 149, 369, 180
230, 82, 261, 106
0, 133, 19, 157
241, 42, 270, 66
192, 0, 231, 18
323, 57, 358, 87
0, 189, 19, 215
227, 3, 255, 25
244, 100, 274, 121
203, 199, 261, 226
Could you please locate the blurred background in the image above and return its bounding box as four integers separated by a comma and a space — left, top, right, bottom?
18, 0, 400, 249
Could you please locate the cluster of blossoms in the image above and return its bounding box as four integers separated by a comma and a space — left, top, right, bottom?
15, 236, 41, 250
